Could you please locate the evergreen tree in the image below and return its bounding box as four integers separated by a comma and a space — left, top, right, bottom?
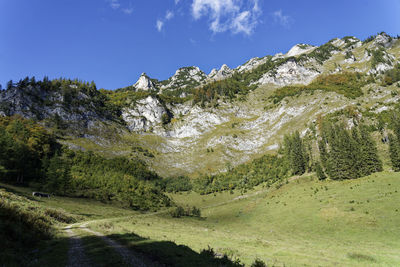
315, 161, 326, 180
283, 131, 307, 175
358, 126, 383, 174
388, 133, 400, 171
6, 80, 13, 90
318, 122, 382, 180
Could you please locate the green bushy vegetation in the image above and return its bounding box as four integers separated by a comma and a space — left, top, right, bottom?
370, 48, 391, 69
193, 154, 289, 194
0, 188, 73, 265
0, 115, 59, 183
382, 64, 400, 86
299, 41, 340, 63
0, 116, 171, 211
169, 205, 201, 218
42, 149, 171, 211
270, 72, 366, 104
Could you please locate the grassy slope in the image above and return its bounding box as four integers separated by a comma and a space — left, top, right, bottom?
88, 171, 400, 266
59, 38, 400, 178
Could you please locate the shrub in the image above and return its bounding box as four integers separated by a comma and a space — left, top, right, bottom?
251, 258, 267, 267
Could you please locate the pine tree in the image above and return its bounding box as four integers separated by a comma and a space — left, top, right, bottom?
315, 161, 326, 180
388, 133, 400, 171
283, 131, 307, 175
358, 126, 383, 174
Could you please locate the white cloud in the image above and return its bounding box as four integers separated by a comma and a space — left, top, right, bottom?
156, 20, 164, 32
107, 0, 133, 15
272, 9, 291, 28
191, 0, 261, 35
109, 0, 120, 10
122, 8, 133, 14
156, 10, 175, 32
165, 10, 174, 20
175, 0, 181, 4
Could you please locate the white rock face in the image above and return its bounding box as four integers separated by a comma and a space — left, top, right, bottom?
256, 58, 320, 86
331, 38, 345, 48
368, 62, 394, 74
208, 64, 233, 80
373, 33, 395, 48
285, 44, 316, 57
122, 96, 167, 131
236, 57, 268, 72
164, 106, 228, 139
133, 73, 156, 91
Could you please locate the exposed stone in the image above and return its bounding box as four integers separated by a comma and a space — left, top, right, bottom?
285, 44, 316, 57
256, 58, 320, 86
208, 64, 233, 80
133, 73, 156, 91
122, 95, 168, 131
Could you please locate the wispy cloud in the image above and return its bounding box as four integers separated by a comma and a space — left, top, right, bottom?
156, 10, 175, 32
191, 0, 261, 35
165, 10, 174, 20
272, 9, 292, 28
122, 8, 133, 14
175, 0, 181, 4
108, 0, 120, 10
107, 0, 133, 15
156, 20, 164, 32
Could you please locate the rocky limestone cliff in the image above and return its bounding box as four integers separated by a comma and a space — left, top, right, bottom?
285, 44, 316, 57
256, 58, 320, 86
133, 73, 157, 91
208, 64, 233, 80
0, 84, 110, 129
161, 66, 207, 91
122, 95, 168, 131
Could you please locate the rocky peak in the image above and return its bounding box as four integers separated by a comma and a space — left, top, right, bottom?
373, 32, 395, 48
256, 58, 320, 86
208, 64, 233, 80
133, 73, 156, 91
161, 66, 207, 90
236, 57, 268, 73
285, 44, 316, 57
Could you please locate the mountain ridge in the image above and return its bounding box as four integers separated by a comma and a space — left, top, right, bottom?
1, 32, 399, 177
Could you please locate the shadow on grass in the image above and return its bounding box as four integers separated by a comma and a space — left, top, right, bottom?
107, 232, 244, 267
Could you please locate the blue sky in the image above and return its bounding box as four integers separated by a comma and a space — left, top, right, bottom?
0, 0, 399, 89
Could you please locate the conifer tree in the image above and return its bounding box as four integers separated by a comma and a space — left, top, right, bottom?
315, 161, 326, 180
388, 133, 400, 171
358, 126, 383, 174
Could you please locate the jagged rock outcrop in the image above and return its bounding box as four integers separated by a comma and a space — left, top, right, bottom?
133, 73, 157, 91
122, 95, 168, 131
256, 58, 320, 86
372, 32, 396, 48
0, 85, 108, 129
285, 44, 316, 57
208, 64, 233, 80
236, 57, 268, 72
161, 66, 207, 90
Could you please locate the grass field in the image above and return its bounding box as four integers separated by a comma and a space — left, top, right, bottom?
1, 171, 400, 266
88, 171, 400, 266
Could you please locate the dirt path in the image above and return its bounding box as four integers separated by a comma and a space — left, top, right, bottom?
64, 225, 92, 267
64, 222, 157, 267
80, 223, 152, 267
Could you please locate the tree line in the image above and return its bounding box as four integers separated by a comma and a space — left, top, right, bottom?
0, 116, 171, 211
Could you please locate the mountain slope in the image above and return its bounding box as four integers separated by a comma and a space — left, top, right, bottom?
0, 32, 399, 177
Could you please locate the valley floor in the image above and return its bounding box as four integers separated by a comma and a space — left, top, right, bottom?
2, 171, 400, 266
